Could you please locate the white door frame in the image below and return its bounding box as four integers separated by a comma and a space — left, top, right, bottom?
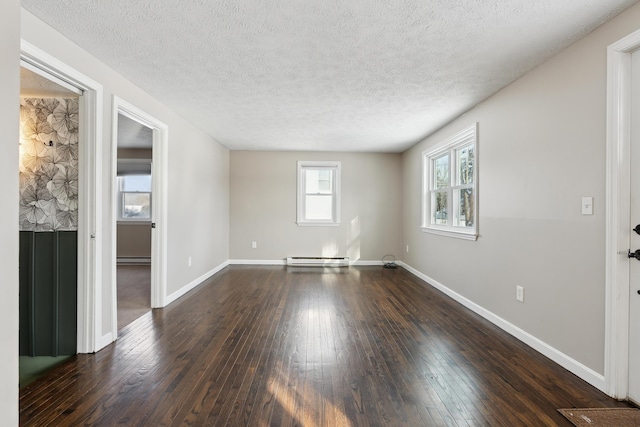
110, 96, 168, 337
20, 40, 104, 354
605, 28, 640, 400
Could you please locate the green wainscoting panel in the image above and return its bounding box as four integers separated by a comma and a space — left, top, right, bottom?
57, 231, 78, 355
19, 231, 77, 357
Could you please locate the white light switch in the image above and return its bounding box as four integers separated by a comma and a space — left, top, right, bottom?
581, 197, 593, 215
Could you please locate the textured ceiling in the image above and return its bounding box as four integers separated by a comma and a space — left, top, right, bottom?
20, 66, 79, 98
21, 0, 639, 152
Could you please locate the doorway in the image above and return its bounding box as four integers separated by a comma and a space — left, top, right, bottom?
628, 48, 640, 405
18, 64, 82, 386
605, 27, 640, 402
111, 97, 168, 337
115, 113, 153, 330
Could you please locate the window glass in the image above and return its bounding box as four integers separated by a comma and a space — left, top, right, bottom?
422, 123, 478, 240
118, 174, 152, 221
121, 175, 151, 192
305, 195, 333, 220
457, 144, 474, 185
123, 192, 151, 219
297, 161, 341, 226
434, 154, 450, 189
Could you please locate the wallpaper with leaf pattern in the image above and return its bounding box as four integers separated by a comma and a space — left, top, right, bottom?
19, 98, 79, 231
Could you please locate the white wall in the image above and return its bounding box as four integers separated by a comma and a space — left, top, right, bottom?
20, 10, 230, 341
230, 151, 402, 262
402, 2, 640, 378
1, 1, 20, 423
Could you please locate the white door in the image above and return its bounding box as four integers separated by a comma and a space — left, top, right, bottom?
628, 49, 640, 405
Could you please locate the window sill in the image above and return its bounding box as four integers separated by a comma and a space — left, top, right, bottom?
421, 226, 477, 241
296, 222, 340, 227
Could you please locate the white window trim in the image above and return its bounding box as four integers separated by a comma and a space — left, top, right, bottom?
297, 160, 341, 226
116, 174, 152, 223
421, 123, 478, 240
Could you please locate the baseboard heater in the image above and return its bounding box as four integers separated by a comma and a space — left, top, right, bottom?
117, 256, 151, 265
286, 256, 350, 267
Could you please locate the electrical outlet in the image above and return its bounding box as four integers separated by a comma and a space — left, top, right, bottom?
188, 256, 192, 267
516, 285, 524, 303
406, 245, 409, 253
252, 241, 257, 249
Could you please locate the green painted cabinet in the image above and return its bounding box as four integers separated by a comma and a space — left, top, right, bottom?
19, 231, 77, 356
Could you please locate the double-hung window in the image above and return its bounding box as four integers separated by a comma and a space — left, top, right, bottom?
422, 123, 478, 240
297, 161, 341, 226
118, 174, 152, 221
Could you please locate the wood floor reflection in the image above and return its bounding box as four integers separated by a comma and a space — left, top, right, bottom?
117, 264, 151, 331
19, 266, 630, 426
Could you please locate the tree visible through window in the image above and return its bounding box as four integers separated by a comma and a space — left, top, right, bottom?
423, 123, 477, 240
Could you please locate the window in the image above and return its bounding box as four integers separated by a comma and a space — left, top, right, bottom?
422, 123, 477, 240
118, 174, 152, 221
297, 161, 341, 226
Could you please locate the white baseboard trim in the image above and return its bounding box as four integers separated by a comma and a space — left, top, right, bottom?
399, 261, 606, 392
165, 260, 230, 306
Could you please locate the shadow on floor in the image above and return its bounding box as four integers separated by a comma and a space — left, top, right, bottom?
20, 355, 71, 388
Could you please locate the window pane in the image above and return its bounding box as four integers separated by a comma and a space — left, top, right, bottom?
123, 192, 151, 219
457, 145, 474, 185
434, 154, 449, 189
121, 175, 152, 192
305, 169, 333, 194
456, 188, 474, 227
305, 195, 333, 220
432, 191, 447, 225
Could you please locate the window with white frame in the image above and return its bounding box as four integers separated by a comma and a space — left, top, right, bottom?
422, 123, 477, 240
297, 161, 341, 226
118, 174, 152, 221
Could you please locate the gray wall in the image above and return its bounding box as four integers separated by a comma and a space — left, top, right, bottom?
1, 0, 20, 422
402, 2, 640, 375
230, 151, 403, 262
21, 9, 230, 341
117, 223, 151, 259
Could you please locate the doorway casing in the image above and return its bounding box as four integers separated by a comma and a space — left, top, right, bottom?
20, 40, 104, 354
110, 96, 168, 338
605, 27, 640, 400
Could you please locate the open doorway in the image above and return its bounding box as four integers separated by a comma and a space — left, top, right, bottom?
116, 113, 153, 330
111, 97, 168, 338
18, 65, 81, 386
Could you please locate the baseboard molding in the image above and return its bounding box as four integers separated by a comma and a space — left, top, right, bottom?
399, 261, 606, 392
165, 260, 230, 306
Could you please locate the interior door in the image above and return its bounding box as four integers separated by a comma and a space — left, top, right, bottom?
628, 49, 640, 405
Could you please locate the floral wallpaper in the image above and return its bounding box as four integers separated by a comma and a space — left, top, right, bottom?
19, 98, 79, 232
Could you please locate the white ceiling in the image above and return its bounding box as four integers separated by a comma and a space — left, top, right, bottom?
20, 66, 78, 98
21, 0, 639, 152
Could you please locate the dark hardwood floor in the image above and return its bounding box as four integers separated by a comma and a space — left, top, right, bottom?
19, 266, 631, 426
117, 264, 151, 331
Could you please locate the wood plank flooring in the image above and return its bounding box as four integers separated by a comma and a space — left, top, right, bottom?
19, 266, 632, 426
117, 264, 151, 331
